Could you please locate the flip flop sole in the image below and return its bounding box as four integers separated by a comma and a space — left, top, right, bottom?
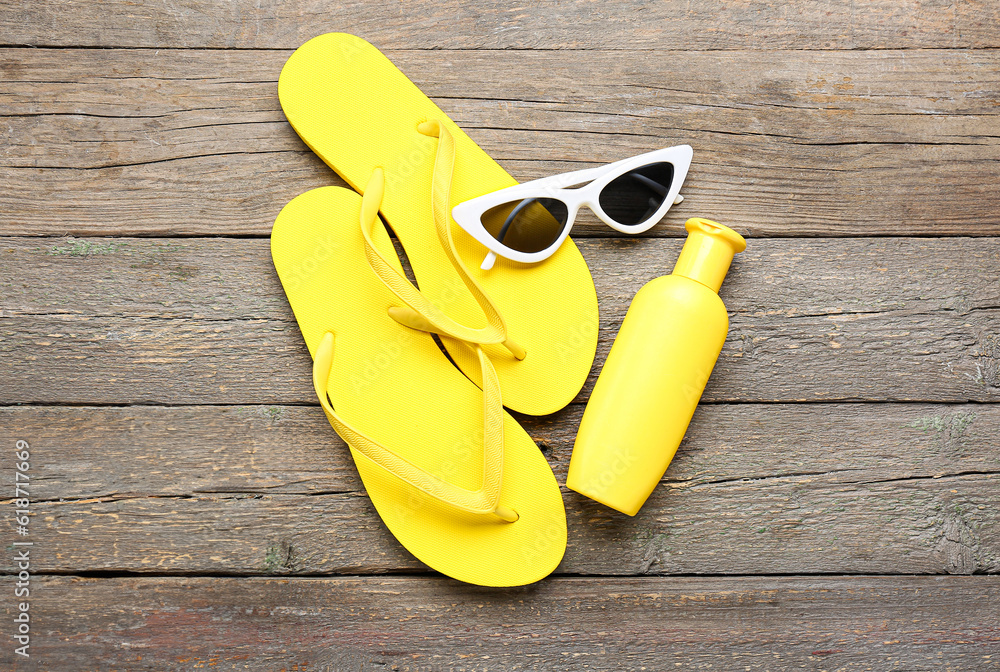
271, 186, 567, 586
279, 33, 599, 416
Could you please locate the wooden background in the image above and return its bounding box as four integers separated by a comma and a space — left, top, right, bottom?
2, 1, 999, 670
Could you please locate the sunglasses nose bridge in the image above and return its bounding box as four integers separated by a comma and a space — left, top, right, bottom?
569, 192, 605, 224
577, 198, 599, 218
568, 179, 602, 211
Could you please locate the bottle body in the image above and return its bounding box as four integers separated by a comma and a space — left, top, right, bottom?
567, 217, 745, 516
567, 274, 729, 515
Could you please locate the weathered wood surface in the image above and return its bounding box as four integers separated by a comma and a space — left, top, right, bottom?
1, 402, 997, 576
7, 403, 997, 499
6, 576, 998, 671
3, 0, 999, 50
2, 236, 998, 404
2, 2, 1000, 668
2, 48, 999, 237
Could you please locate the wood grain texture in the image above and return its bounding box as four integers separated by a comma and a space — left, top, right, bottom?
5, 403, 999, 500
8, 575, 999, 671
2, 0, 999, 50
2, 1, 999, 669
1, 403, 997, 576
2, 48, 999, 236
2, 237, 998, 404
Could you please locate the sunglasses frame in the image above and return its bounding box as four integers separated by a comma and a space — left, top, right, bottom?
452, 144, 692, 269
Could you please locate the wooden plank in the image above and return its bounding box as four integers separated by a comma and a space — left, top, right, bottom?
2, 0, 999, 50
11, 576, 1000, 671
2, 48, 999, 236
2, 236, 998, 404
4, 403, 1000, 501
2, 403, 998, 575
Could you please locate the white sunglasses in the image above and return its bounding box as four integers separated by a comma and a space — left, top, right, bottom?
452, 145, 692, 269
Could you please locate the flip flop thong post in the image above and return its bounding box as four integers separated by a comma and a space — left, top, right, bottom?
279, 33, 599, 416
271, 185, 567, 587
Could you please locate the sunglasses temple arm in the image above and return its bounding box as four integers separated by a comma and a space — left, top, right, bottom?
498, 198, 536, 240
631, 173, 667, 196
631, 173, 684, 204
481, 198, 539, 271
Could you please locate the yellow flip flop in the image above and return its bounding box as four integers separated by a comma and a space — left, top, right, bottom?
271, 184, 567, 587
278, 32, 599, 416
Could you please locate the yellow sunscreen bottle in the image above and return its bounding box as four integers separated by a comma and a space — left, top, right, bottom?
567, 217, 746, 516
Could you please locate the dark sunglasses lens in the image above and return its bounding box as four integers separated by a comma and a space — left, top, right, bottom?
598, 161, 675, 227
480, 198, 569, 255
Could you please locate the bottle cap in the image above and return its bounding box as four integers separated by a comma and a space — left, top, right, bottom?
671, 218, 747, 293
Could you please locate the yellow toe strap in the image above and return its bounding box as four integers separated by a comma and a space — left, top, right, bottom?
357, 121, 524, 360
312, 331, 517, 522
